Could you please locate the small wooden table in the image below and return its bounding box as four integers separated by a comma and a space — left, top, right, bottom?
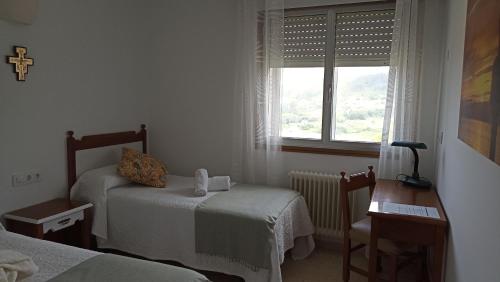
3, 198, 93, 249
367, 180, 448, 282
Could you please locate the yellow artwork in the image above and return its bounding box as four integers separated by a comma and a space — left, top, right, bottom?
459, 0, 500, 165
7, 46, 34, 81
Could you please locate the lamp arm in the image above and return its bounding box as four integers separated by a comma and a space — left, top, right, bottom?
410, 147, 420, 179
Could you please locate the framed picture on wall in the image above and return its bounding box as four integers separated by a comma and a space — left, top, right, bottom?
458, 0, 500, 165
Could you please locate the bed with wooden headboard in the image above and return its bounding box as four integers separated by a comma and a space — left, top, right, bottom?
66, 124, 147, 192
0, 219, 208, 282
66, 125, 315, 282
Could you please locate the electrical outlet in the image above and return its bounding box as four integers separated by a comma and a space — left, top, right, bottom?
12, 170, 41, 187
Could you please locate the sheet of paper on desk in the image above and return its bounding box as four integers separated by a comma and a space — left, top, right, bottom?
382, 202, 440, 219
425, 207, 440, 219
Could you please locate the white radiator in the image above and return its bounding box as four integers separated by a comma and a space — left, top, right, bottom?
289, 170, 357, 239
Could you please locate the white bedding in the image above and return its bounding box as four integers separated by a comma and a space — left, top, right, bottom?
84, 175, 315, 282
70, 165, 131, 239
0, 230, 98, 282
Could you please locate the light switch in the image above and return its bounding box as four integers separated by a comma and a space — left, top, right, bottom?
12, 170, 41, 187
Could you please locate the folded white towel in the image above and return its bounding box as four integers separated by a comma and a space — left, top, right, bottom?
0, 250, 39, 282
194, 169, 209, 197
208, 176, 231, 191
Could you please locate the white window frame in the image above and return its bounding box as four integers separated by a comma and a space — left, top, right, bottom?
280, 3, 395, 153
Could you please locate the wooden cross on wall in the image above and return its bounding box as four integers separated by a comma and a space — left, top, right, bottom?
7, 46, 34, 81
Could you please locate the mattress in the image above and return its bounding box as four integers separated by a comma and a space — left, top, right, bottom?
0, 229, 209, 282
95, 175, 315, 282
0, 230, 98, 281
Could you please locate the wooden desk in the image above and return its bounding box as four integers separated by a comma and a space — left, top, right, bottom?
367, 180, 448, 282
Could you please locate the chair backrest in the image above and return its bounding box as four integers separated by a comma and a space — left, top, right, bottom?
339, 166, 376, 233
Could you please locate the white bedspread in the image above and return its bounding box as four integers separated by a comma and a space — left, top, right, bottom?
0, 231, 98, 282
95, 175, 315, 282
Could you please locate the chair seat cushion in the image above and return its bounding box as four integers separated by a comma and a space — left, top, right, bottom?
349, 217, 412, 255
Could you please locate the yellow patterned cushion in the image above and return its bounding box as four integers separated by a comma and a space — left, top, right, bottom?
117, 148, 168, 188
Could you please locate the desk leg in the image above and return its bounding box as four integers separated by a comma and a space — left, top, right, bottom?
432, 227, 445, 282
368, 217, 380, 282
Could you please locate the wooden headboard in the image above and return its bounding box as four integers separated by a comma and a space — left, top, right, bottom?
66, 124, 147, 194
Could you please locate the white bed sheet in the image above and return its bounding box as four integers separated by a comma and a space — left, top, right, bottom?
0, 230, 98, 282
96, 175, 315, 282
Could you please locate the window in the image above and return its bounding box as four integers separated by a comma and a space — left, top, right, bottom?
280, 4, 395, 151
282, 14, 327, 140
332, 66, 389, 143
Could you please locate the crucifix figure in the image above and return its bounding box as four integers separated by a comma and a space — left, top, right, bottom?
7, 46, 34, 81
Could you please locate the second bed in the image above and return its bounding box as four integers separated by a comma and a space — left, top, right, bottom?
67, 126, 315, 282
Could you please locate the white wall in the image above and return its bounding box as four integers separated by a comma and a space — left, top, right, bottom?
145, 0, 379, 181
0, 0, 151, 216
143, 1, 445, 228
0, 0, 446, 222
435, 0, 500, 281
147, 0, 443, 182
147, 0, 239, 177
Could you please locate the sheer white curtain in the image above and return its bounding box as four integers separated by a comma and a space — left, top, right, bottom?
378, 0, 424, 179
231, 0, 284, 185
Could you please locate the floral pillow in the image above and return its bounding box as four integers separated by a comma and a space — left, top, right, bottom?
117, 148, 168, 188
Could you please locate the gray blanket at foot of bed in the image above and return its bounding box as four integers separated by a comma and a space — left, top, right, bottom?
195, 184, 300, 270
48, 254, 209, 282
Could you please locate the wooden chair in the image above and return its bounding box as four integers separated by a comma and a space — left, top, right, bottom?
340, 166, 422, 282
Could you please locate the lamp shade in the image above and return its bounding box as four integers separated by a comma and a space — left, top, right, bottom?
391, 141, 427, 150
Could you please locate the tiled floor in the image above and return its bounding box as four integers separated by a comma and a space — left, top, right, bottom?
204, 248, 420, 282
281, 248, 345, 282
281, 248, 420, 282
107, 247, 420, 282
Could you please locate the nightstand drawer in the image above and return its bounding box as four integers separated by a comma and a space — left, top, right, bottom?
43, 210, 84, 233
4, 199, 93, 249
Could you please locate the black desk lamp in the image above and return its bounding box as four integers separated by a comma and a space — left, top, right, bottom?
391, 141, 432, 188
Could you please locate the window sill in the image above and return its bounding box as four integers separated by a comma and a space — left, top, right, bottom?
281, 145, 380, 158
258, 137, 381, 158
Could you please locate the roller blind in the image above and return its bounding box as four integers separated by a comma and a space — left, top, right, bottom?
284, 14, 328, 67
284, 8, 395, 67
335, 9, 395, 66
